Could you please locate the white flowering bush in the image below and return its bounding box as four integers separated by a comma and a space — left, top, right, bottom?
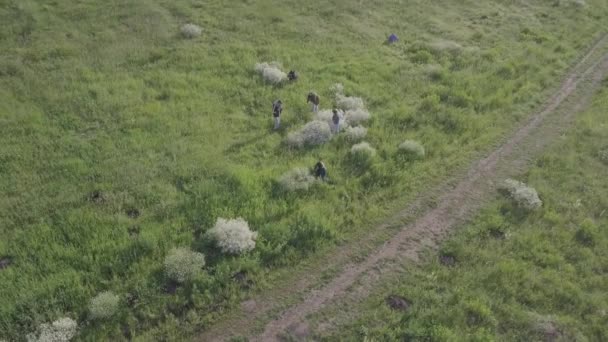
331, 82, 366, 111
278, 168, 316, 192
207, 218, 257, 254
330, 82, 344, 94
344, 126, 367, 142
254, 62, 287, 84
351, 142, 376, 167
180, 24, 202, 39
336, 93, 365, 111
344, 108, 371, 125
27, 317, 78, 342
164, 247, 205, 283
501, 179, 542, 210
286, 120, 332, 148
89, 291, 119, 320
398, 140, 425, 159
315, 109, 335, 125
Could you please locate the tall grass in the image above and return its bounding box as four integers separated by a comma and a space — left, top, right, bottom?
0, 0, 607, 340
329, 85, 608, 341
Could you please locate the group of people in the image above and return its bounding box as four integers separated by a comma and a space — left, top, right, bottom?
272, 92, 342, 134
268, 73, 339, 181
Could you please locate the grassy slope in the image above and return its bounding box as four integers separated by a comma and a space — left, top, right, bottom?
330, 82, 608, 341
0, 0, 607, 340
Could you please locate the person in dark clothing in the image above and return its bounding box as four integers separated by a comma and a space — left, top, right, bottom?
331, 108, 340, 134
272, 100, 282, 129
314, 160, 327, 180
287, 70, 298, 81
307, 92, 320, 113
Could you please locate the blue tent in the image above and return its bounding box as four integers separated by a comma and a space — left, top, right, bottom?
388, 33, 399, 44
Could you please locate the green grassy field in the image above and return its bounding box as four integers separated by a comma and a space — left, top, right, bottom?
1, 0, 607, 340
330, 82, 608, 341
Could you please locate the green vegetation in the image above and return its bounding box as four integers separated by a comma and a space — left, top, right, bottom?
333, 84, 608, 341
1, 0, 607, 340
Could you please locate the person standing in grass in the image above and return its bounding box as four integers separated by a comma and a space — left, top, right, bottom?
332, 108, 341, 134
272, 99, 283, 130
314, 160, 327, 181
307, 92, 320, 112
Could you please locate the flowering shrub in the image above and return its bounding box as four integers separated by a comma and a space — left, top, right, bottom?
500, 179, 542, 210
180, 24, 202, 38
207, 218, 257, 254
398, 140, 425, 159
336, 93, 365, 111
330, 82, 366, 111
344, 108, 371, 125
330, 82, 344, 94
254, 62, 287, 84
164, 247, 205, 283
27, 317, 77, 342
89, 291, 119, 320
286, 120, 332, 148
315, 109, 335, 125
344, 126, 367, 142
278, 167, 316, 192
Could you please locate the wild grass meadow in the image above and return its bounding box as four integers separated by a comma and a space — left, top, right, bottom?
333, 83, 608, 341
1, 0, 607, 340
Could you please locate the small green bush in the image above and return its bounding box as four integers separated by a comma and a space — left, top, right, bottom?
412, 50, 432, 64
89, 291, 119, 320
278, 168, 316, 192
351, 142, 376, 167
575, 219, 598, 246
398, 140, 425, 159
418, 93, 440, 113
464, 299, 496, 327
425, 64, 445, 81
164, 247, 206, 283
